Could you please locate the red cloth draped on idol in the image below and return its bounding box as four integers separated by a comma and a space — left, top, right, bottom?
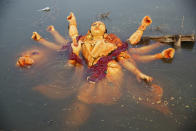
19, 12, 175, 128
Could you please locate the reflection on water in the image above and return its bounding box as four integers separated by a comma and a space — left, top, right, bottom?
0, 0, 196, 131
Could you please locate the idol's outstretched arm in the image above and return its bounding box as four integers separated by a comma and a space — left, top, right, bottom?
132, 48, 175, 63
128, 16, 152, 45
129, 42, 162, 54
118, 52, 153, 82
67, 12, 79, 46
31, 32, 61, 50
47, 25, 68, 45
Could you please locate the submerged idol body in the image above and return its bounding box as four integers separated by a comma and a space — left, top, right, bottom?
23, 12, 175, 128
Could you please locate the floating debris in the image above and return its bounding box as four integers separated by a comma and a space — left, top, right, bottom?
185, 105, 190, 108
61, 108, 71, 111
141, 34, 195, 47
121, 104, 125, 107
156, 100, 161, 104
149, 24, 168, 33
146, 97, 149, 102
132, 96, 136, 99
170, 97, 175, 101
43, 103, 48, 106
39, 7, 51, 12
138, 97, 142, 101
48, 120, 56, 126
164, 100, 168, 105
97, 12, 110, 20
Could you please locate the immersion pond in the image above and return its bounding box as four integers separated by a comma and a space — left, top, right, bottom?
0, 0, 196, 131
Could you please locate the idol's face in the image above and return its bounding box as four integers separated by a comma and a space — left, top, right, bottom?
90, 21, 106, 37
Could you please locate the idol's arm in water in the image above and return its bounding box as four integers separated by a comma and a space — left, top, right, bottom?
128, 16, 152, 45
66, 12, 85, 67
31, 12, 79, 51
31, 32, 62, 50
131, 48, 175, 63
129, 42, 175, 63
66, 12, 83, 57
117, 52, 153, 82
31, 13, 82, 51
127, 16, 175, 62
67, 12, 79, 46
129, 42, 162, 54
47, 25, 68, 45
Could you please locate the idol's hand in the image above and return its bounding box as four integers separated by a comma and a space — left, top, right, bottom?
71, 41, 81, 55
141, 16, 152, 27
67, 12, 79, 45
67, 12, 77, 25
137, 72, 153, 83
161, 48, 175, 59
31, 32, 42, 41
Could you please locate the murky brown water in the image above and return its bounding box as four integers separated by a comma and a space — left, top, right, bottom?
0, 0, 196, 131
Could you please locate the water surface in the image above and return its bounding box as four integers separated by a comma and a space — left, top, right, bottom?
0, 0, 196, 131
